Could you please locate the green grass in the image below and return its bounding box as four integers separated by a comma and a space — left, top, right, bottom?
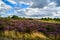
38, 20, 60, 24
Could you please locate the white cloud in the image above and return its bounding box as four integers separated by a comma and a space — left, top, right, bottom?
0, 0, 13, 16
0, 0, 60, 18
23, 2, 60, 18
25, 8, 41, 15
8, 0, 16, 4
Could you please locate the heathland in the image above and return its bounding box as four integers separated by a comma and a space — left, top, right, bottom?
0, 15, 60, 40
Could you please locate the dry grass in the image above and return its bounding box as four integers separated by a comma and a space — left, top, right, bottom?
31, 32, 46, 38
2, 30, 50, 40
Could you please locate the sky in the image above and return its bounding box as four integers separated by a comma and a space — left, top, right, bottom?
0, 0, 60, 18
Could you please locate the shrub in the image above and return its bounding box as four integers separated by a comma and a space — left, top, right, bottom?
11, 15, 19, 19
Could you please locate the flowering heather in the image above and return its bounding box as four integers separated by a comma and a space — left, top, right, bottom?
0, 18, 60, 40
0, 19, 60, 33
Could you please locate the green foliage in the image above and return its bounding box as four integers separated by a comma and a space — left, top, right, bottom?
28, 18, 33, 20
53, 18, 60, 21
40, 17, 50, 20
41, 17, 60, 21
0, 15, 60, 21
4, 16, 11, 21
11, 15, 19, 19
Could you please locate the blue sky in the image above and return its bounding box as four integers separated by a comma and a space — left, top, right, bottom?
2, 0, 29, 8
0, 0, 60, 18
2, 0, 15, 7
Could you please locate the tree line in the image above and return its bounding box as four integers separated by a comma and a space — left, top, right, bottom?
0, 15, 60, 21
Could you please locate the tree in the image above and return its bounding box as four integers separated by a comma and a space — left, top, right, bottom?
11, 15, 19, 19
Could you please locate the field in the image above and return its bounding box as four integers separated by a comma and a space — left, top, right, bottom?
0, 17, 60, 40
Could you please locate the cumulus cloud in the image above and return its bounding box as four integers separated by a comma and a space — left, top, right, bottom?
0, 0, 60, 18
12, 0, 48, 8
23, 1, 60, 18
30, 0, 48, 8
25, 2, 55, 17
50, 0, 60, 6
0, 0, 12, 16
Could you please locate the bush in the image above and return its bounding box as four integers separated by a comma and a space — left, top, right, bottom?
54, 18, 60, 21
11, 15, 19, 19
28, 18, 33, 20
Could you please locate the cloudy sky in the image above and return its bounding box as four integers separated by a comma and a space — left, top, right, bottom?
0, 0, 60, 18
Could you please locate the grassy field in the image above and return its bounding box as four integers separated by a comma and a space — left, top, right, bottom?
38, 20, 60, 24
0, 17, 60, 40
